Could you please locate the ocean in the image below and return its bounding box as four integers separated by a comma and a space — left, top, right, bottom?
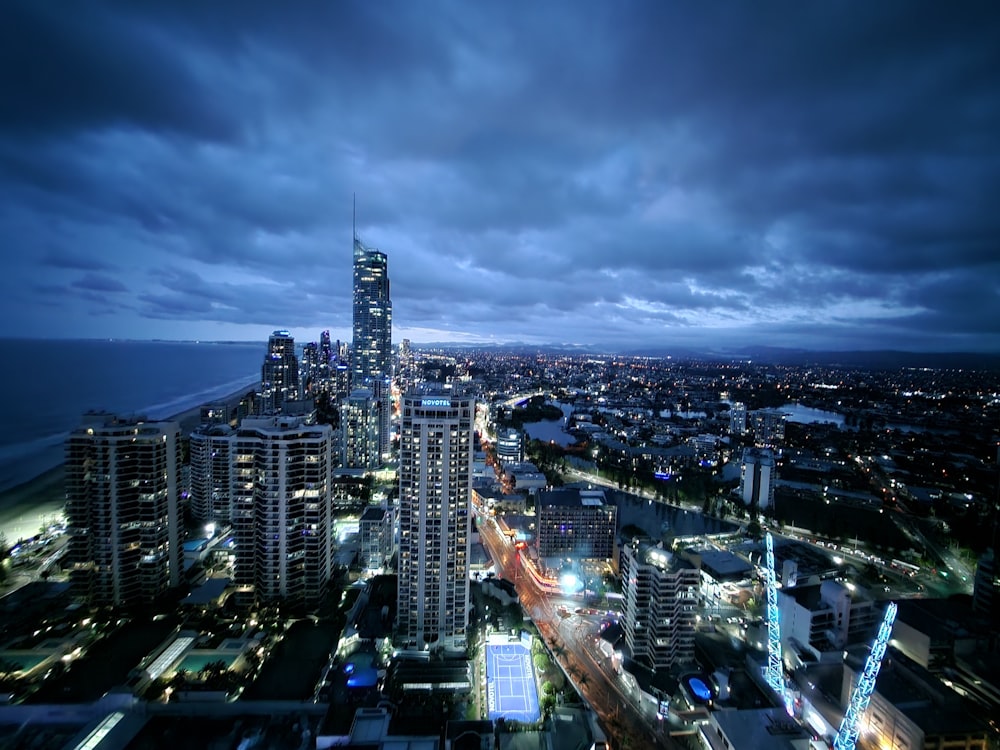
0, 339, 263, 494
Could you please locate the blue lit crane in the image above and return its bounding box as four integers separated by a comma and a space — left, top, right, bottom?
764, 532, 791, 714
832, 601, 898, 750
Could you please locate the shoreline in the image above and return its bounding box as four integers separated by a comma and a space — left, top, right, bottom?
0, 383, 255, 544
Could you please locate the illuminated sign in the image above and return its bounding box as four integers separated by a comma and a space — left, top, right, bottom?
421, 398, 452, 408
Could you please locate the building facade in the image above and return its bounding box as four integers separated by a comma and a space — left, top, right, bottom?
359, 505, 393, 570
342, 388, 380, 470
739, 447, 776, 511
621, 538, 700, 671
496, 428, 524, 464
750, 409, 786, 447
397, 391, 473, 651
352, 236, 392, 460
260, 330, 300, 414
65, 414, 183, 606
188, 423, 235, 524
972, 548, 999, 624
536, 488, 617, 559
232, 416, 334, 606
778, 580, 879, 661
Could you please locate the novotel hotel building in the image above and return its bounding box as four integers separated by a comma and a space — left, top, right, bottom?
397, 391, 474, 652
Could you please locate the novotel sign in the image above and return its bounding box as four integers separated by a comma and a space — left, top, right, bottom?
421, 398, 452, 408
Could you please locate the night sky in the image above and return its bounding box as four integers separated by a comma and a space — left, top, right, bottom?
2, 2, 999, 352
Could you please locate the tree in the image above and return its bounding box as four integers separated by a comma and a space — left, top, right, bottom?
541, 680, 556, 696
533, 653, 550, 672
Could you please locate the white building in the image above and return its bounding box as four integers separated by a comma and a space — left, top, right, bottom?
232, 416, 335, 606
778, 580, 879, 662
65, 414, 183, 606
621, 538, 700, 671
397, 391, 473, 652
740, 447, 776, 511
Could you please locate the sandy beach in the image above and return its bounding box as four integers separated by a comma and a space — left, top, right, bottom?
0, 384, 254, 545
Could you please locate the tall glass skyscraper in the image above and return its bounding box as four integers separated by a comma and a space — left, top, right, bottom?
352, 236, 392, 458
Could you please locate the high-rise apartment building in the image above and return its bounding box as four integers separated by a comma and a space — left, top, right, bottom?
260, 330, 300, 414
342, 388, 379, 470
189, 423, 235, 524
65, 414, 183, 606
359, 505, 393, 570
729, 402, 747, 436
397, 391, 473, 652
740, 447, 776, 511
352, 236, 392, 459
750, 408, 786, 447
621, 538, 700, 672
232, 416, 334, 606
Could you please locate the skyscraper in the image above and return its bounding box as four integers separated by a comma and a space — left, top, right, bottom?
231, 415, 335, 606
260, 330, 300, 414
352, 234, 392, 459
342, 388, 379, 470
189, 423, 235, 524
65, 414, 183, 606
397, 391, 473, 652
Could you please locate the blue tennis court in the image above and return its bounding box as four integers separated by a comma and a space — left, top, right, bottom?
485, 640, 540, 723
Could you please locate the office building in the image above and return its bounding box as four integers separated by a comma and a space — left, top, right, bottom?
536, 488, 616, 559
739, 447, 776, 511
496, 428, 524, 464
65, 414, 183, 607
189, 423, 235, 524
342, 388, 379, 470
620, 538, 700, 671
397, 391, 473, 652
260, 330, 300, 414
232, 415, 334, 606
352, 235, 392, 459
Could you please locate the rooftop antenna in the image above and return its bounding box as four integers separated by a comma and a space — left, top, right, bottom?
353, 192, 357, 243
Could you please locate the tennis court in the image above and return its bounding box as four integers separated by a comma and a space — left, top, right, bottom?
485, 639, 540, 723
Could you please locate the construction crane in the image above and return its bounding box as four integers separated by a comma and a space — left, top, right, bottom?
832, 601, 898, 750
764, 532, 791, 714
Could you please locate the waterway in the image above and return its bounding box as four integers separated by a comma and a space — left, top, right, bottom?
522, 402, 577, 447
780, 402, 844, 426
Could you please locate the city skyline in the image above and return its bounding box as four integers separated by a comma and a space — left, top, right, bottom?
2, 3, 999, 352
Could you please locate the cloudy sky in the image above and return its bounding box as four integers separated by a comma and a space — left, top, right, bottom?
2, 2, 998, 352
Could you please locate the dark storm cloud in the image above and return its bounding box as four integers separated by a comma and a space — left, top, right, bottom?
0, 0, 998, 350
0, 2, 236, 141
